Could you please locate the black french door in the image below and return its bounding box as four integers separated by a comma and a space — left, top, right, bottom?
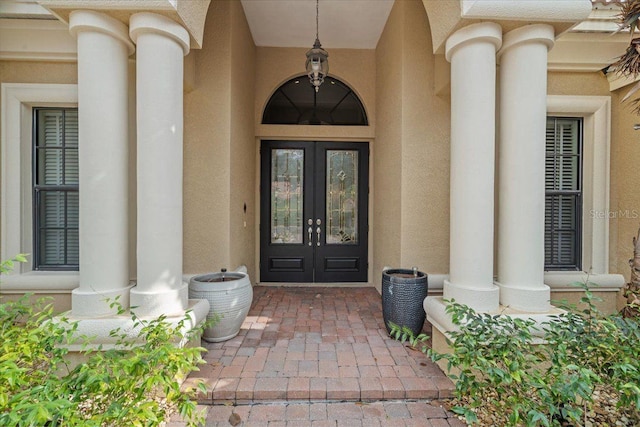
260, 140, 369, 282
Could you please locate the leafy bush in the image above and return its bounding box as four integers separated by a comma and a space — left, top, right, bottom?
0, 256, 208, 427
390, 283, 640, 426
388, 321, 429, 349
543, 287, 640, 416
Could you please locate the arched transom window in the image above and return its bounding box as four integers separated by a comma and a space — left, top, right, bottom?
262, 76, 368, 126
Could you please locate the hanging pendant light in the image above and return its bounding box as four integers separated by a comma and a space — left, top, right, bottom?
306, 0, 329, 92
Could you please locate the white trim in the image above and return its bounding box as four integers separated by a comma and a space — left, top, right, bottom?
39, 0, 176, 13
543, 271, 624, 291
0, 1, 54, 19
461, 0, 592, 22
548, 32, 628, 73
0, 18, 77, 62
1, 271, 78, 292
546, 95, 614, 276
1, 83, 79, 290
415, 273, 624, 292
572, 5, 621, 33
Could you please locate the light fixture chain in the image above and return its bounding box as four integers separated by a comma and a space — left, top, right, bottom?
305, 0, 328, 93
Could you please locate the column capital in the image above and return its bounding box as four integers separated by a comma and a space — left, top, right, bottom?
39, 1, 210, 49
129, 12, 190, 56
445, 22, 502, 62
498, 24, 555, 59
69, 9, 134, 55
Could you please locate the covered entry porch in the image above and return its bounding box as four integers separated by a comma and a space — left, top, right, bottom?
183, 286, 453, 403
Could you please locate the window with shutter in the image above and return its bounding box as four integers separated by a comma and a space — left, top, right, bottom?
33, 108, 79, 270
545, 116, 582, 270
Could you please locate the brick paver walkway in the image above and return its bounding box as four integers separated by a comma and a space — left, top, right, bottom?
168, 400, 468, 426
178, 286, 464, 426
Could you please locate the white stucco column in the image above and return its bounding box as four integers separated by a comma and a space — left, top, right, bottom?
129, 13, 190, 317
496, 25, 555, 312
442, 23, 501, 313
69, 11, 134, 317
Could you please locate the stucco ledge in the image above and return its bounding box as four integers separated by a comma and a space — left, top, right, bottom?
425, 296, 565, 341
0, 271, 79, 293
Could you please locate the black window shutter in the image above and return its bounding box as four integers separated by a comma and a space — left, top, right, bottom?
544, 117, 582, 270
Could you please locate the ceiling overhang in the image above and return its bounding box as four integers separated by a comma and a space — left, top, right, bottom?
240, 0, 394, 49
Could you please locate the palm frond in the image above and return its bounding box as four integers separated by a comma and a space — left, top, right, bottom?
610, 40, 640, 77
611, 1, 640, 115
618, 0, 640, 40
622, 80, 640, 103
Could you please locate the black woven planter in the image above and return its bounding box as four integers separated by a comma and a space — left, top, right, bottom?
382, 268, 428, 336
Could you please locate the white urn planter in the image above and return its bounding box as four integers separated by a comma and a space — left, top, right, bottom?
188, 266, 253, 342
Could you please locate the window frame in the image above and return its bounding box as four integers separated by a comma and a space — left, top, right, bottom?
1, 83, 79, 289
545, 95, 611, 277
544, 116, 584, 271
32, 107, 79, 271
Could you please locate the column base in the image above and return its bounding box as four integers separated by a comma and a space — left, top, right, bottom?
129, 282, 189, 317
56, 298, 210, 369
496, 281, 550, 312
426, 296, 565, 375
72, 283, 134, 317
442, 280, 499, 312
425, 296, 565, 347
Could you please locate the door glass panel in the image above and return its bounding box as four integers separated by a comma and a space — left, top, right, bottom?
326, 150, 358, 244
271, 149, 304, 244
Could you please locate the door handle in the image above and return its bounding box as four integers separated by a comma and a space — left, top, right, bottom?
315, 219, 322, 246
308, 227, 313, 246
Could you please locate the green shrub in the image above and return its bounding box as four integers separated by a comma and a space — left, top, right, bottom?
390, 283, 640, 426
544, 287, 640, 414
0, 256, 208, 427
387, 322, 429, 349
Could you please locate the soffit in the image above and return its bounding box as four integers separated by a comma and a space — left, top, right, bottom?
239, 0, 394, 49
